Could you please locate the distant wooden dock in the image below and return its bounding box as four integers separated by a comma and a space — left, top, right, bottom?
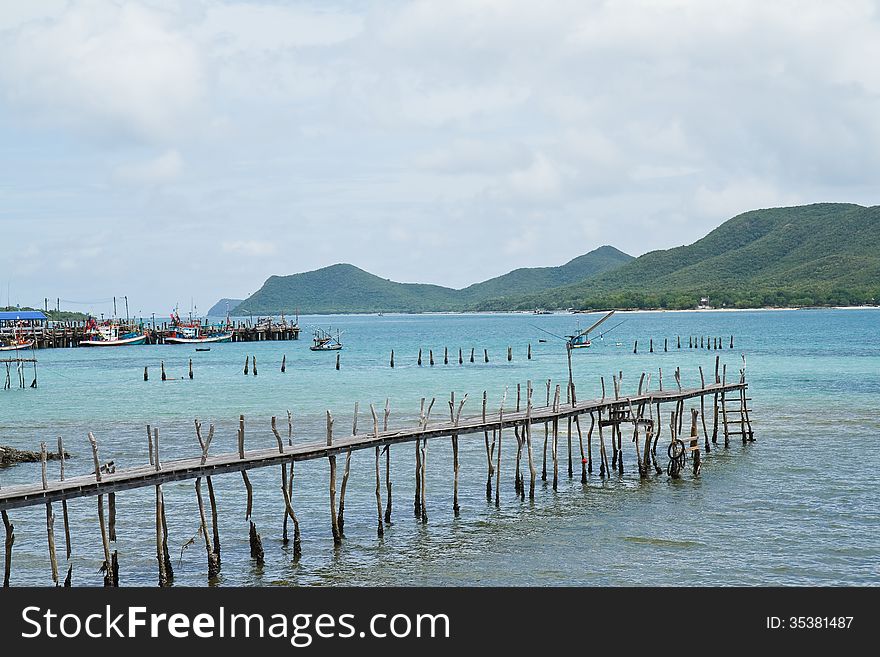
1, 321, 299, 349
0, 358, 753, 587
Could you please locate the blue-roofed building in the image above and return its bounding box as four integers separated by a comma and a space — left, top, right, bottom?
0, 310, 47, 322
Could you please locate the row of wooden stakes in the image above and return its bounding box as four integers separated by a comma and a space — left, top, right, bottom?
634, 335, 735, 353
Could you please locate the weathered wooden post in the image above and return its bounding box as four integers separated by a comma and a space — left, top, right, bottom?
281, 354, 286, 372
1, 510, 12, 587
495, 388, 508, 507
459, 348, 463, 365
244, 355, 249, 375
483, 391, 494, 499
144, 366, 148, 381
40, 442, 59, 586
189, 358, 193, 379
327, 411, 341, 546
699, 367, 710, 453
195, 477, 221, 579
57, 438, 71, 561
88, 432, 115, 587
470, 347, 475, 363
384, 399, 393, 524
690, 408, 701, 476
237, 416, 254, 521
249, 521, 264, 565
552, 384, 560, 491
429, 349, 434, 366
271, 417, 301, 557
542, 379, 550, 481
444, 347, 448, 365
527, 343, 532, 359
649, 338, 653, 353
161, 360, 166, 381
634, 340, 638, 354
524, 381, 536, 499
449, 392, 468, 516
507, 346, 512, 361
418, 348, 422, 366
370, 404, 384, 537
484, 348, 489, 363
337, 403, 357, 536
335, 353, 340, 370
390, 350, 394, 368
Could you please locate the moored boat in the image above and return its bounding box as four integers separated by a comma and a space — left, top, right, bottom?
164, 309, 232, 344
309, 328, 343, 351
79, 317, 147, 347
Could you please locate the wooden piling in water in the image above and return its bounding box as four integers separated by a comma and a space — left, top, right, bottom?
195, 477, 220, 579
459, 348, 463, 365
337, 403, 357, 537
470, 348, 475, 363
370, 405, 384, 537
542, 380, 550, 481
248, 521, 264, 565
281, 355, 286, 373
690, 409, 701, 476
57, 437, 71, 561
494, 388, 507, 507
429, 350, 434, 366
527, 343, 531, 359
2, 510, 13, 587
444, 347, 448, 365
390, 350, 394, 368
335, 353, 340, 370
244, 355, 249, 375
418, 349, 422, 366
327, 411, 341, 546
384, 399, 393, 524
143, 366, 148, 381
484, 349, 489, 363
552, 385, 560, 491
650, 338, 653, 353
483, 391, 494, 499
161, 361, 166, 381
40, 443, 59, 586
507, 346, 512, 361
633, 340, 638, 354
525, 381, 536, 499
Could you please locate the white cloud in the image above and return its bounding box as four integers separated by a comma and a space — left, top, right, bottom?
114, 150, 183, 184
0, 2, 205, 141
221, 240, 278, 257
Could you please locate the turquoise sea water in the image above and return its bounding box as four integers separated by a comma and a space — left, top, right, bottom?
1, 309, 878, 586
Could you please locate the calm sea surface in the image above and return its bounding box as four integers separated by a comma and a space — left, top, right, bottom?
1, 309, 878, 586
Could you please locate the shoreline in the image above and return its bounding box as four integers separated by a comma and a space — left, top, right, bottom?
217, 305, 880, 319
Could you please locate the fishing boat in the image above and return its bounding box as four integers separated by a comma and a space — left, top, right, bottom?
309, 328, 343, 351
79, 318, 147, 347
165, 309, 232, 344
0, 320, 34, 351
532, 310, 622, 350
0, 337, 34, 351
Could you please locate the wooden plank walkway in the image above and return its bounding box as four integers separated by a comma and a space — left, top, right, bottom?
0, 381, 745, 511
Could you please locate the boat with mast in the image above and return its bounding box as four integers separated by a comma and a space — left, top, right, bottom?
79, 296, 147, 347
309, 327, 343, 351
532, 310, 623, 350
165, 306, 232, 344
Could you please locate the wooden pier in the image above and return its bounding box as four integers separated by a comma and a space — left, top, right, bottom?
0, 360, 753, 587
1, 321, 299, 349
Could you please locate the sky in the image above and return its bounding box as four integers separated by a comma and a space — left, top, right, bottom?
2, 0, 879, 316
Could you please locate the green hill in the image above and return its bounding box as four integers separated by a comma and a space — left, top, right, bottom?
230, 246, 632, 314
206, 298, 244, 316
458, 245, 632, 302
483, 203, 880, 310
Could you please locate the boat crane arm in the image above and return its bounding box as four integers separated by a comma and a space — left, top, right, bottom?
572, 310, 615, 339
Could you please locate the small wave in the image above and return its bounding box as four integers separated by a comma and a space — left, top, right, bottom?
622, 536, 702, 548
